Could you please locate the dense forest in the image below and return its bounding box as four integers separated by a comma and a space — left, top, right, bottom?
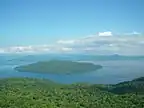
0, 77, 144, 108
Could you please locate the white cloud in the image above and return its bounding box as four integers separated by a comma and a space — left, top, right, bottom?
98, 31, 113, 36
0, 48, 5, 53
60, 47, 73, 52
0, 31, 144, 55
0, 45, 51, 53
124, 31, 141, 35
55, 32, 144, 55
132, 31, 140, 35
57, 40, 75, 44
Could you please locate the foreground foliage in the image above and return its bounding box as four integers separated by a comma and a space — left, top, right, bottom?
0, 77, 144, 108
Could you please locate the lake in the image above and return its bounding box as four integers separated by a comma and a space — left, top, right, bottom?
0, 55, 144, 84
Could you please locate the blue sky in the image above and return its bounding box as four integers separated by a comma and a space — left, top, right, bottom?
0, 0, 144, 46
0, 0, 144, 55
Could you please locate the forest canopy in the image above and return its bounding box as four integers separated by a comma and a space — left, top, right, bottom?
0, 77, 144, 108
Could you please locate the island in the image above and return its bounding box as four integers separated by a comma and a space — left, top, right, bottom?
15, 60, 102, 74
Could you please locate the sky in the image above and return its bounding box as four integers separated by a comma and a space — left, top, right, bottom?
0, 0, 144, 55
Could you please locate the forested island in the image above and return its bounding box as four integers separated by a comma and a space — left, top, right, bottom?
0, 77, 144, 108
15, 60, 102, 74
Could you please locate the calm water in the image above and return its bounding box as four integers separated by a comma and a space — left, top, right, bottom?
0, 59, 144, 84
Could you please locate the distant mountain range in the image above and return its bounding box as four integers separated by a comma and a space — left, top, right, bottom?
7, 54, 144, 62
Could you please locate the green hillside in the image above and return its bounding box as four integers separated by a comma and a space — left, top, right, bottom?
109, 77, 144, 94
0, 77, 144, 108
